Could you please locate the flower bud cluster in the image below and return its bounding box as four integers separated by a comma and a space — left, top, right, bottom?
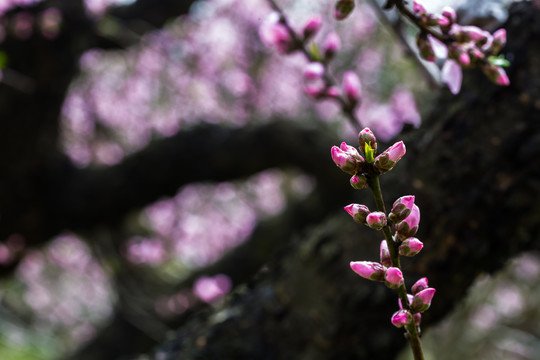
411, 1, 510, 93
333, 128, 434, 330
331, 128, 406, 178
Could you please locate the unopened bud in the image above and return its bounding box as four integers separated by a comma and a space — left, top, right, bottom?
396, 204, 420, 239
380, 240, 392, 267
358, 128, 377, 153
342, 71, 362, 105
350, 261, 386, 281
391, 309, 412, 328
389, 195, 415, 223
350, 174, 368, 190
410, 287, 436, 313
482, 64, 510, 86
344, 203, 370, 224
399, 237, 424, 256
411, 277, 429, 295
366, 211, 387, 230
303, 62, 325, 81
385, 267, 404, 288
331, 142, 364, 174
441, 6, 456, 24
373, 141, 406, 173
490, 28, 506, 54
323, 32, 341, 61
259, 15, 296, 54
302, 15, 323, 40
334, 0, 355, 20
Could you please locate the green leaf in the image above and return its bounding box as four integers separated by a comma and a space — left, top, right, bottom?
488, 55, 510, 68
308, 43, 322, 62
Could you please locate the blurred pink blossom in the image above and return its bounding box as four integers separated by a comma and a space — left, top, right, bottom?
193, 274, 232, 303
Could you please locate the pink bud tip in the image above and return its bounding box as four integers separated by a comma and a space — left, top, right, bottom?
438, 16, 450, 27
493, 28, 506, 44
399, 237, 424, 256
441, 6, 456, 23
342, 71, 362, 105
411, 277, 429, 295
323, 32, 341, 60
458, 52, 470, 66
386, 141, 406, 162
391, 310, 410, 328
385, 267, 404, 285
380, 240, 392, 267
350, 261, 385, 281
496, 67, 510, 86
303, 62, 325, 81
412, 1, 425, 14
366, 211, 387, 230
344, 203, 371, 224
416, 287, 436, 305
302, 15, 323, 40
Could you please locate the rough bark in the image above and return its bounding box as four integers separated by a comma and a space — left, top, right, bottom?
137, 3, 540, 359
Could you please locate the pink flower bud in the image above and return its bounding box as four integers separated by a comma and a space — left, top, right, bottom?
416, 34, 435, 62
385, 267, 404, 288
323, 32, 341, 61
396, 204, 420, 239
412, 1, 426, 14
413, 312, 422, 326
334, 0, 355, 20
259, 14, 296, 54
389, 195, 415, 223
366, 211, 387, 230
350, 174, 368, 190
303, 62, 325, 81
441, 59, 462, 95
342, 71, 362, 105
438, 15, 450, 28
410, 287, 436, 313
482, 64, 510, 86
391, 309, 411, 328
461, 25, 490, 45
373, 141, 406, 173
344, 203, 371, 224
380, 240, 392, 267
411, 277, 429, 295
458, 52, 471, 66
325, 86, 340, 98
331, 142, 363, 174
358, 128, 377, 152
491, 28, 506, 54
441, 6, 456, 24
304, 83, 325, 99
350, 261, 386, 281
302, 15, 323, 40
399, 237, 424, 256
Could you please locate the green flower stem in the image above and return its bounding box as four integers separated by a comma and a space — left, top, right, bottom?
367, 174, 425, 360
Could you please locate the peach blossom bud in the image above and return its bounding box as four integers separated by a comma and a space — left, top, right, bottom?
410, 287, 436, 313
458, 52, 470, 66
344, 204, 370, 224
441, 6, 456, 23
334, 0, 355, 20
385, 267, 404, 288
373, 141, 406, 173
323, 32, 341, 61
325, 86, 340, 98
380, 240, 392, 267
482, 64, 510, 86
342, 71, 362, 105
350, 261, 386, 281
416, 34, 435, 62
303, 62, 325, 81
391, 309, 411, 328
389, 195, 415, 223
331, 142, 363, 174
438, 15, 450, 28
411, 277, 429, 295
399, 237, 424, 256
491, 28, 506, 54
259, 14, 296, 54
366, 211, 387, 230
412, 1, 425, 14
358, 128, 377, 152
302, 15, 323, 40
396, 204, 420, 239
350, 174, 368, 190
